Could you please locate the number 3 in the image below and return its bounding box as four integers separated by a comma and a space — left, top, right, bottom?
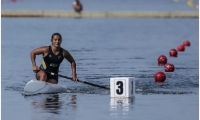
116, 81, 123, 95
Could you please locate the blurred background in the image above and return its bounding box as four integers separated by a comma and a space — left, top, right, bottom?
1, 0, 199, 11
1, 0, 199, 120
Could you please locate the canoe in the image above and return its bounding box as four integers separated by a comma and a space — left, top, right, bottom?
22, 79, 67, 96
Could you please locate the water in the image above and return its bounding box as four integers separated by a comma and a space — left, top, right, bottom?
2, 0, 199, 120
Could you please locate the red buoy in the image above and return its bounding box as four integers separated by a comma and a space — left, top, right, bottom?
164, 63, 175, 72
154, 72, 166, 82
169, 49, 178, 57
177, 45, 185, 51
183, 40, 190, 46
158, 55, 167, 65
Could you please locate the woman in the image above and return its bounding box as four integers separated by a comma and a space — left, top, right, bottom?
30, 33, 77, 84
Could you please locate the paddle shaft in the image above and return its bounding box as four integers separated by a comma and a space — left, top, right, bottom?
46, 71, 110, 90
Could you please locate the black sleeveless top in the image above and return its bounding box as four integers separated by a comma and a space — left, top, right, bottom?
40, 46, 64, 73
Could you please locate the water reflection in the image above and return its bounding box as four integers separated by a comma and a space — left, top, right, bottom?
30, 94, 62, 114
28, 94, 77, 115
43, 94, 62, 114
110, 97, 135, 116
65, 94, 77, 110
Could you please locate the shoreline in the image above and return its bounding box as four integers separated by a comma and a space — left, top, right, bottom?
1, 10, 199, 18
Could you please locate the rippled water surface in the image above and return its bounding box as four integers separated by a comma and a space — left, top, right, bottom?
1, 0, 199, 120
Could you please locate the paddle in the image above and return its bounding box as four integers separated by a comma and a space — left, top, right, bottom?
45, 71, 110, 90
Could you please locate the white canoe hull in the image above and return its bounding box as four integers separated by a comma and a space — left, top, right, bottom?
22, 79, 67, 96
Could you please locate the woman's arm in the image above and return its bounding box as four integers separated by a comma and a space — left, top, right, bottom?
63, 49, 77, 81
30, 46, 48, 70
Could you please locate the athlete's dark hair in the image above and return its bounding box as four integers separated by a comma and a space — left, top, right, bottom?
51, 33, 62, 41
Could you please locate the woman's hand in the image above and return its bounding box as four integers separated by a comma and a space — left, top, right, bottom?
32, 65, 40, 73
72, 74, 77, 82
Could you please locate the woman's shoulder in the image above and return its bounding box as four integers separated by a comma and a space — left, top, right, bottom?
40, 46, 49, 49
61, 47, 70, 56
61, 47, 68, 52
35, 46, 50, 52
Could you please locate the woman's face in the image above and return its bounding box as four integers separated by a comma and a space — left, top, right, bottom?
52, 35, 62, 47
